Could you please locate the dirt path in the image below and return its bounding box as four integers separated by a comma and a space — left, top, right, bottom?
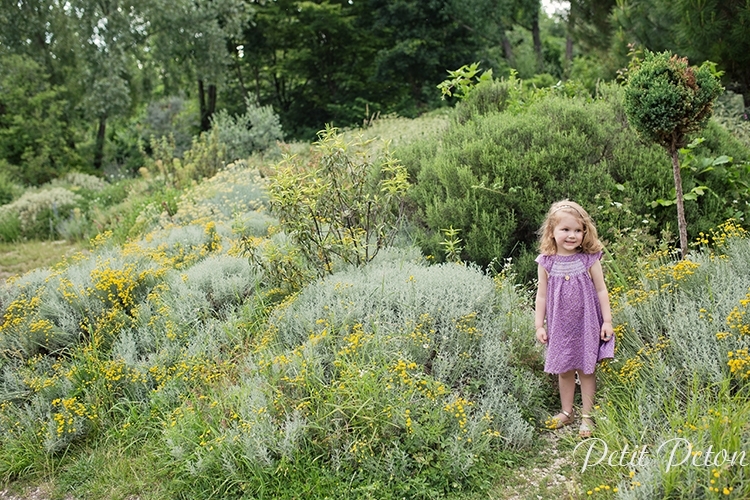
491, 426, 584, 500
0, 486, 54, 500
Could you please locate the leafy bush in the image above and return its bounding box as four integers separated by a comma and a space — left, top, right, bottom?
263, 126, 410, 280
405, 85, 667, 280
211, 96, 284, 161
453, 78, 516, 124
97, 184, 180, 244
0, 53, 82, 186
403, 82, 750, 282
148, 127, 228, 189
0, 167, 23, 206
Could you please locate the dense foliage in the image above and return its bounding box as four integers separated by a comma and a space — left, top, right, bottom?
3, 1, 749, 186
2, 2, 750, 498
402, 78, 748, 281
0, 97, 750, 498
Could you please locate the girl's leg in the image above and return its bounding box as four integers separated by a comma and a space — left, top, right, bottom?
578, 371, 596, 437
578, 372, 596, 415
558, 370, 577, 415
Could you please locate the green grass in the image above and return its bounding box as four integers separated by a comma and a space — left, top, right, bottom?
0, 240, 85, 282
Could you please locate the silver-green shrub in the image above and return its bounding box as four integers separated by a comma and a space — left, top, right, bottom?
53, 172, 108, 192
595, 227, 750, 498
160, 247, 546, 497
0, 187, 82, 239
211, 97, 284, 161
162, 254, 259, 323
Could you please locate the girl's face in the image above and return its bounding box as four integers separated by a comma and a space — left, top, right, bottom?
551, 212, 584, 255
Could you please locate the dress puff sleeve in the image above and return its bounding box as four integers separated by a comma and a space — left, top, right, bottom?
585, 251, 603, 269
535, 254, 553, 272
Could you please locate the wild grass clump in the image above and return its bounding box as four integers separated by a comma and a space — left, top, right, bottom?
585, 222, 750, 498
160, 248, 548, 499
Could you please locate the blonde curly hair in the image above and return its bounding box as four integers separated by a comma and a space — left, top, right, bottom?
537, 200, 603, 255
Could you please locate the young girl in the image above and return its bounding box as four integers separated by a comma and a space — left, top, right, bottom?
534, 200, 614, 438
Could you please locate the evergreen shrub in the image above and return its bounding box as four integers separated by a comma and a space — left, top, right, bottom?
403, 84, 750, 282
453, 79, 515, 124
211, 97, 284, 161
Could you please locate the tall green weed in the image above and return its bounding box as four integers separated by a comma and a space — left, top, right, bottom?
261, 126, 410, 281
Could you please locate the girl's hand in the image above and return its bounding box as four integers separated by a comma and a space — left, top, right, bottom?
600, 321, 614, 342
536, 327, 548, 344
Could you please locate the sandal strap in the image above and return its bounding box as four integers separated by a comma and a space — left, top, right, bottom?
561, 410, 572, 418
581, 414, 593, 419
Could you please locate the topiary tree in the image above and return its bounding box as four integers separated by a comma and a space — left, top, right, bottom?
623, 50, 723, 257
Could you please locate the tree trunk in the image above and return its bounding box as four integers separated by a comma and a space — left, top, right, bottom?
93, 114, 107, 170
234, 60, 247, 100
565, 0, 577, 74
501, 31, 515, 67
671, 147, 688, 258
208, 83, 217, 123
254, 65, 261, 104
199, 79, 218, 131
531, 7, 543, 72
199, 79, 208, 131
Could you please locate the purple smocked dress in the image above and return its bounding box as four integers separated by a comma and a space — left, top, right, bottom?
536, 251, 615, 374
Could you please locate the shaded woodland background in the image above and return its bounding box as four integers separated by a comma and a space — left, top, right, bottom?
2, 0, 750, 186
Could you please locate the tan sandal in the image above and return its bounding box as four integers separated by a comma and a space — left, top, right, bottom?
579, 414, 594, 438
545, 409, 574, 429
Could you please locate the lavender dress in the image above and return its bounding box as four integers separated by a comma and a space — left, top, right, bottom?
536, 251, 615, 374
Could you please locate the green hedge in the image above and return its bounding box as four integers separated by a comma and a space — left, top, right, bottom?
401, 83, 750, 281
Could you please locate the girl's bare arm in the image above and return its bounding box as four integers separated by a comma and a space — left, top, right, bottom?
590, 260, 614, 339
535, 264, 548, 343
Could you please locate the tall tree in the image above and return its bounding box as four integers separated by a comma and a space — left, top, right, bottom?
0, 51, 79, 184
365, 0, 480, 114
0, 0, 80, 85
450, 0, 538, 70
0, 0, 84, 182
148, 0, 249, 131
609, 0, 678, 54
236, 0, 374, 138
611, 0, 750, 98
71, 0, 147, 170
671, 0, 750, 96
